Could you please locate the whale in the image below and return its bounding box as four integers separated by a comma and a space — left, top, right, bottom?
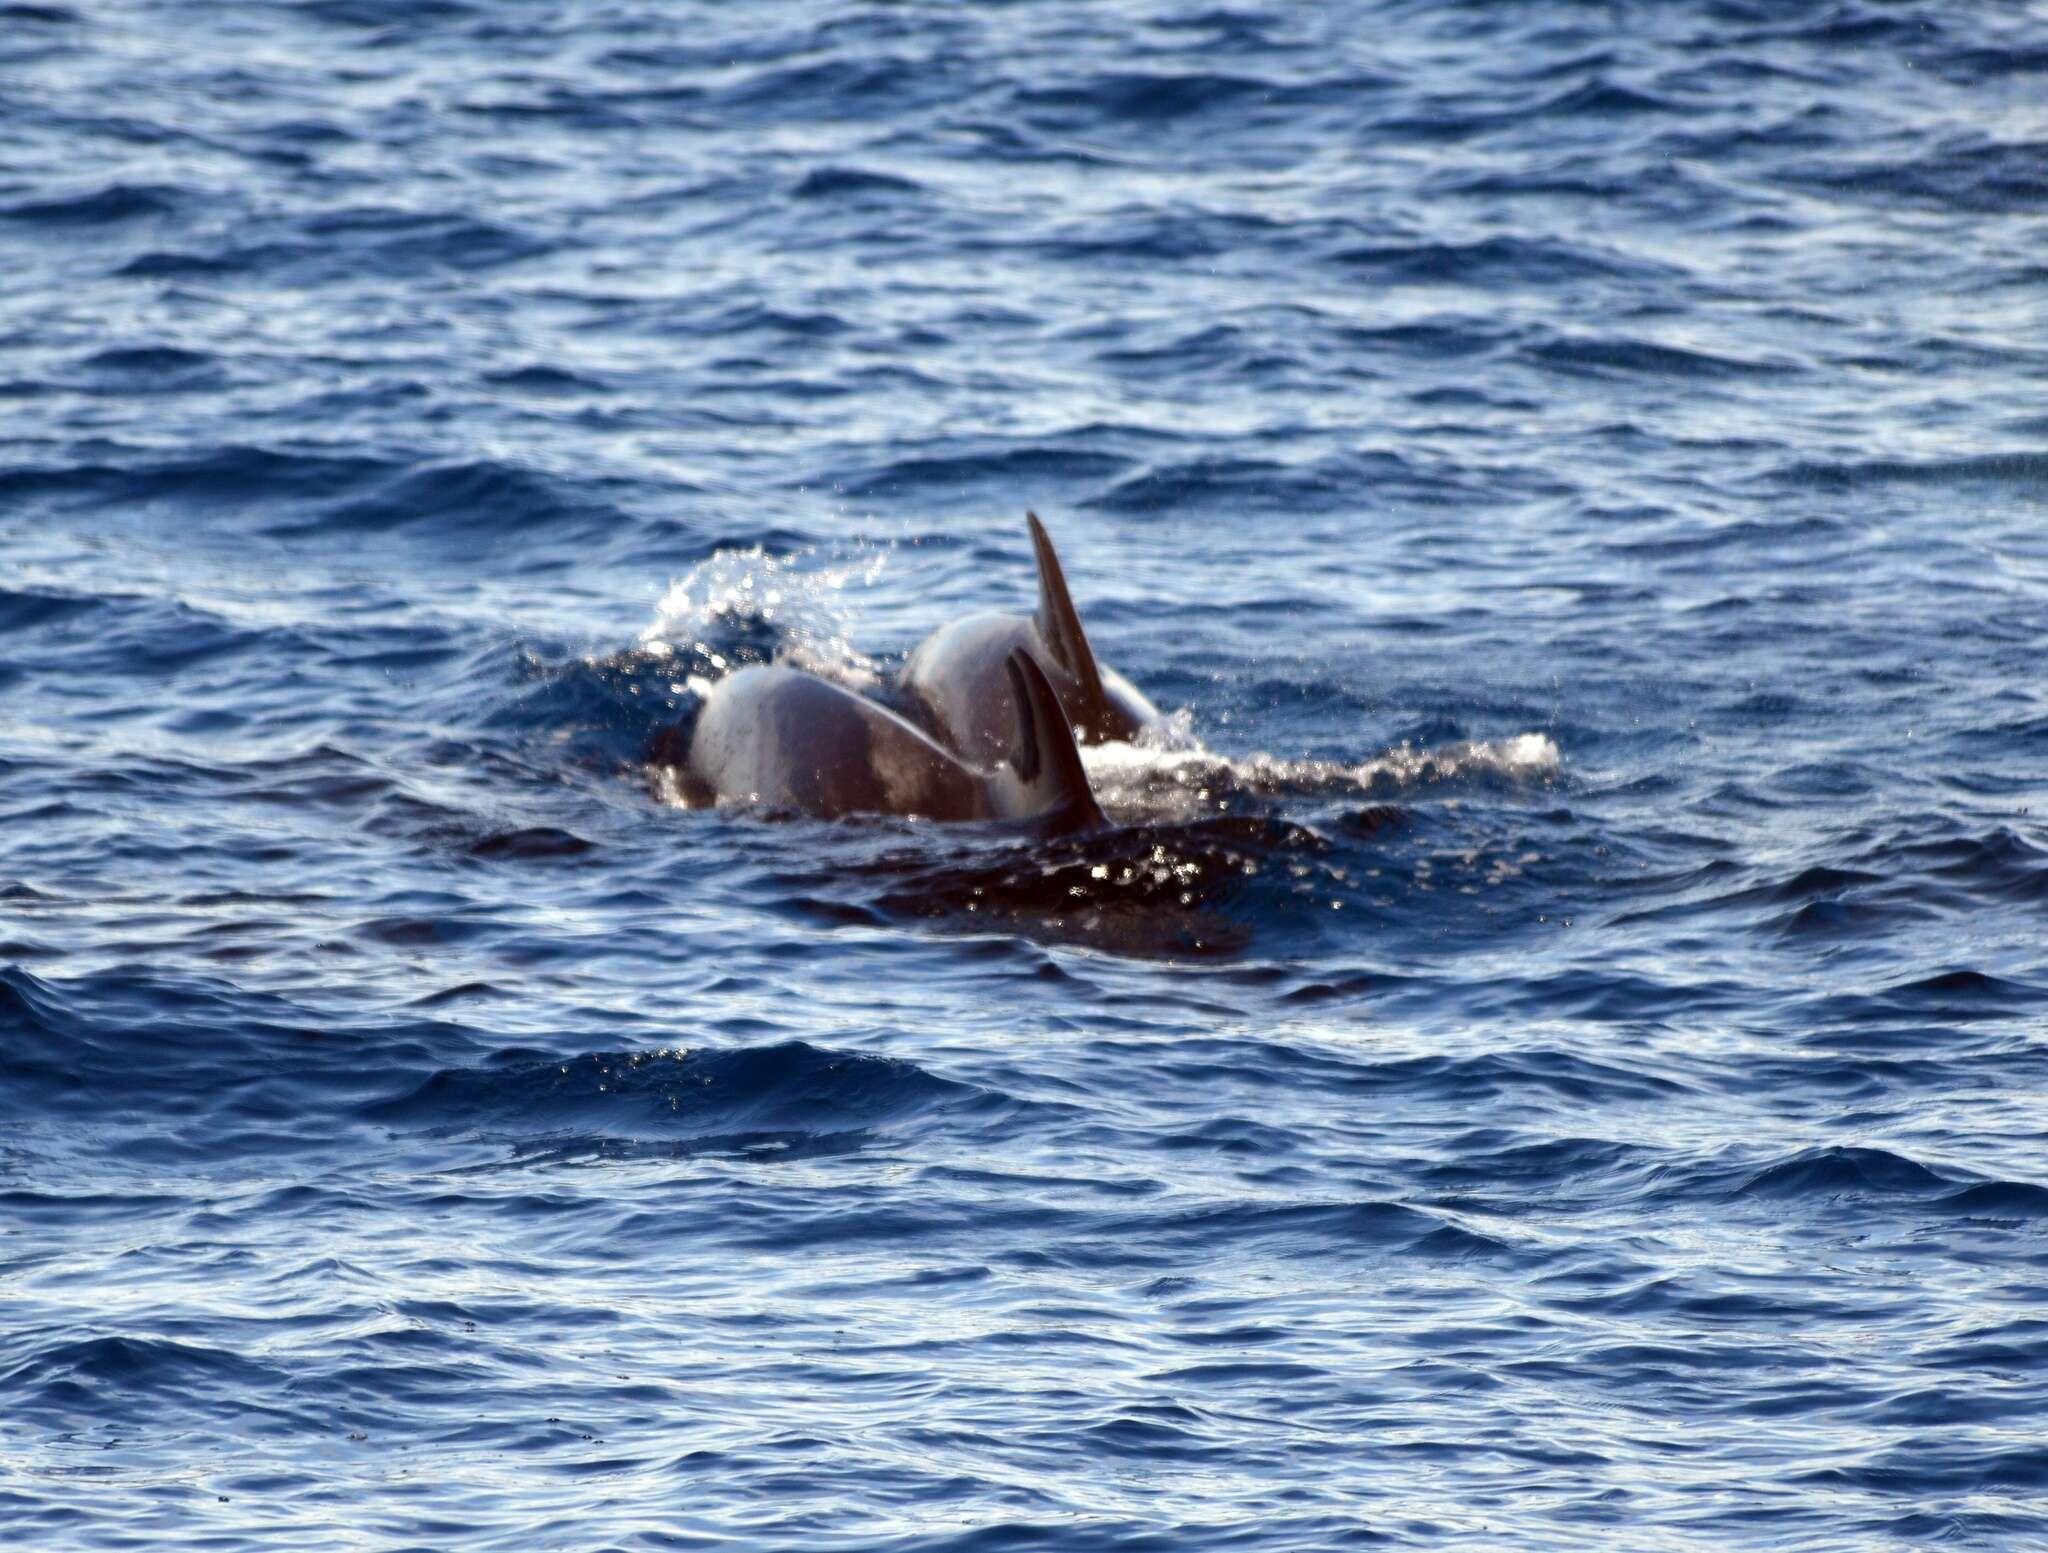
685, 647, 1105, 829
900, 513, 1162, 769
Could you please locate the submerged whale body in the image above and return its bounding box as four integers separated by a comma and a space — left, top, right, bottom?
687, 647, 1104, 829
902, 513, 1161, 768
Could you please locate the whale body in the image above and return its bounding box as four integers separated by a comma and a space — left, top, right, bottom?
901, 513, 1161, 769
687, 647, 1103, 829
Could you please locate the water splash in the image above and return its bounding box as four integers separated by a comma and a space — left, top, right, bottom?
638, 542, 893, 693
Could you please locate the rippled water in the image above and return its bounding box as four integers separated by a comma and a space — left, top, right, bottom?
5, 1, 2048, 1547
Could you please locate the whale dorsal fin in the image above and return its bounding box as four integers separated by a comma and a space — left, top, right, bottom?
998, 647, 1106, 832
1027, 512, 1112, 733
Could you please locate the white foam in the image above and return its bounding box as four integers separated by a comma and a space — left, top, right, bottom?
1082, 730, 1561, 820
1352, 731, 1561, 788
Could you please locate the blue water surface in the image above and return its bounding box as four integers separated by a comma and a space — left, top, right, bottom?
4, 1, 2048, 1548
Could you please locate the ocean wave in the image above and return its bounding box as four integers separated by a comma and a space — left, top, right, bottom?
0, 181, 179, 225
0, 586, 100, 635
281, 457, 626, 539
364, 1041, 996, 1161
1085, 455, 1382, 515
80, 345, 219, 378
1776, 451, 2048, 490
1013, 71, 1276, 124
1527, 334, 1802, 382
6, 1, 2047, 1544
714, 55, 969, 121
1734, 1145, 1953, 1200
1781, 136, 2048, 216
300, 207, 556, 273
1873, 825, 2048, 907
1331, 234, 1674, 288
0, 445, 397, 517
791, 166, 926, 200
832, 446, 1134, 500
1, 1336, 294, 1428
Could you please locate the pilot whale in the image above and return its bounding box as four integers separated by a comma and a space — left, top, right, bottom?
686, 647, 1104, 829
901, 513, 1161, 768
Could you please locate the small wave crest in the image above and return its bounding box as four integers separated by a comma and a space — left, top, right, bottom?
1, 1335, 294, 1434
363, 1041, 992, 1162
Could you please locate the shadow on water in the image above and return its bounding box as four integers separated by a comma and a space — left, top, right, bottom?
759, 809, 1409, 960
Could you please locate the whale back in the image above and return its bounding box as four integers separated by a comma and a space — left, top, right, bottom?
687, 659, 1104, 830
688, 666, 989, 820
901, 515, 1159, 764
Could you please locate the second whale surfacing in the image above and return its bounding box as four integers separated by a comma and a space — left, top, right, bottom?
685, 648, 1104, 831
901, 513, 1162, 768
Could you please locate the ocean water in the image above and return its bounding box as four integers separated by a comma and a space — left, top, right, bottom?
4, 1, 2047, 1547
